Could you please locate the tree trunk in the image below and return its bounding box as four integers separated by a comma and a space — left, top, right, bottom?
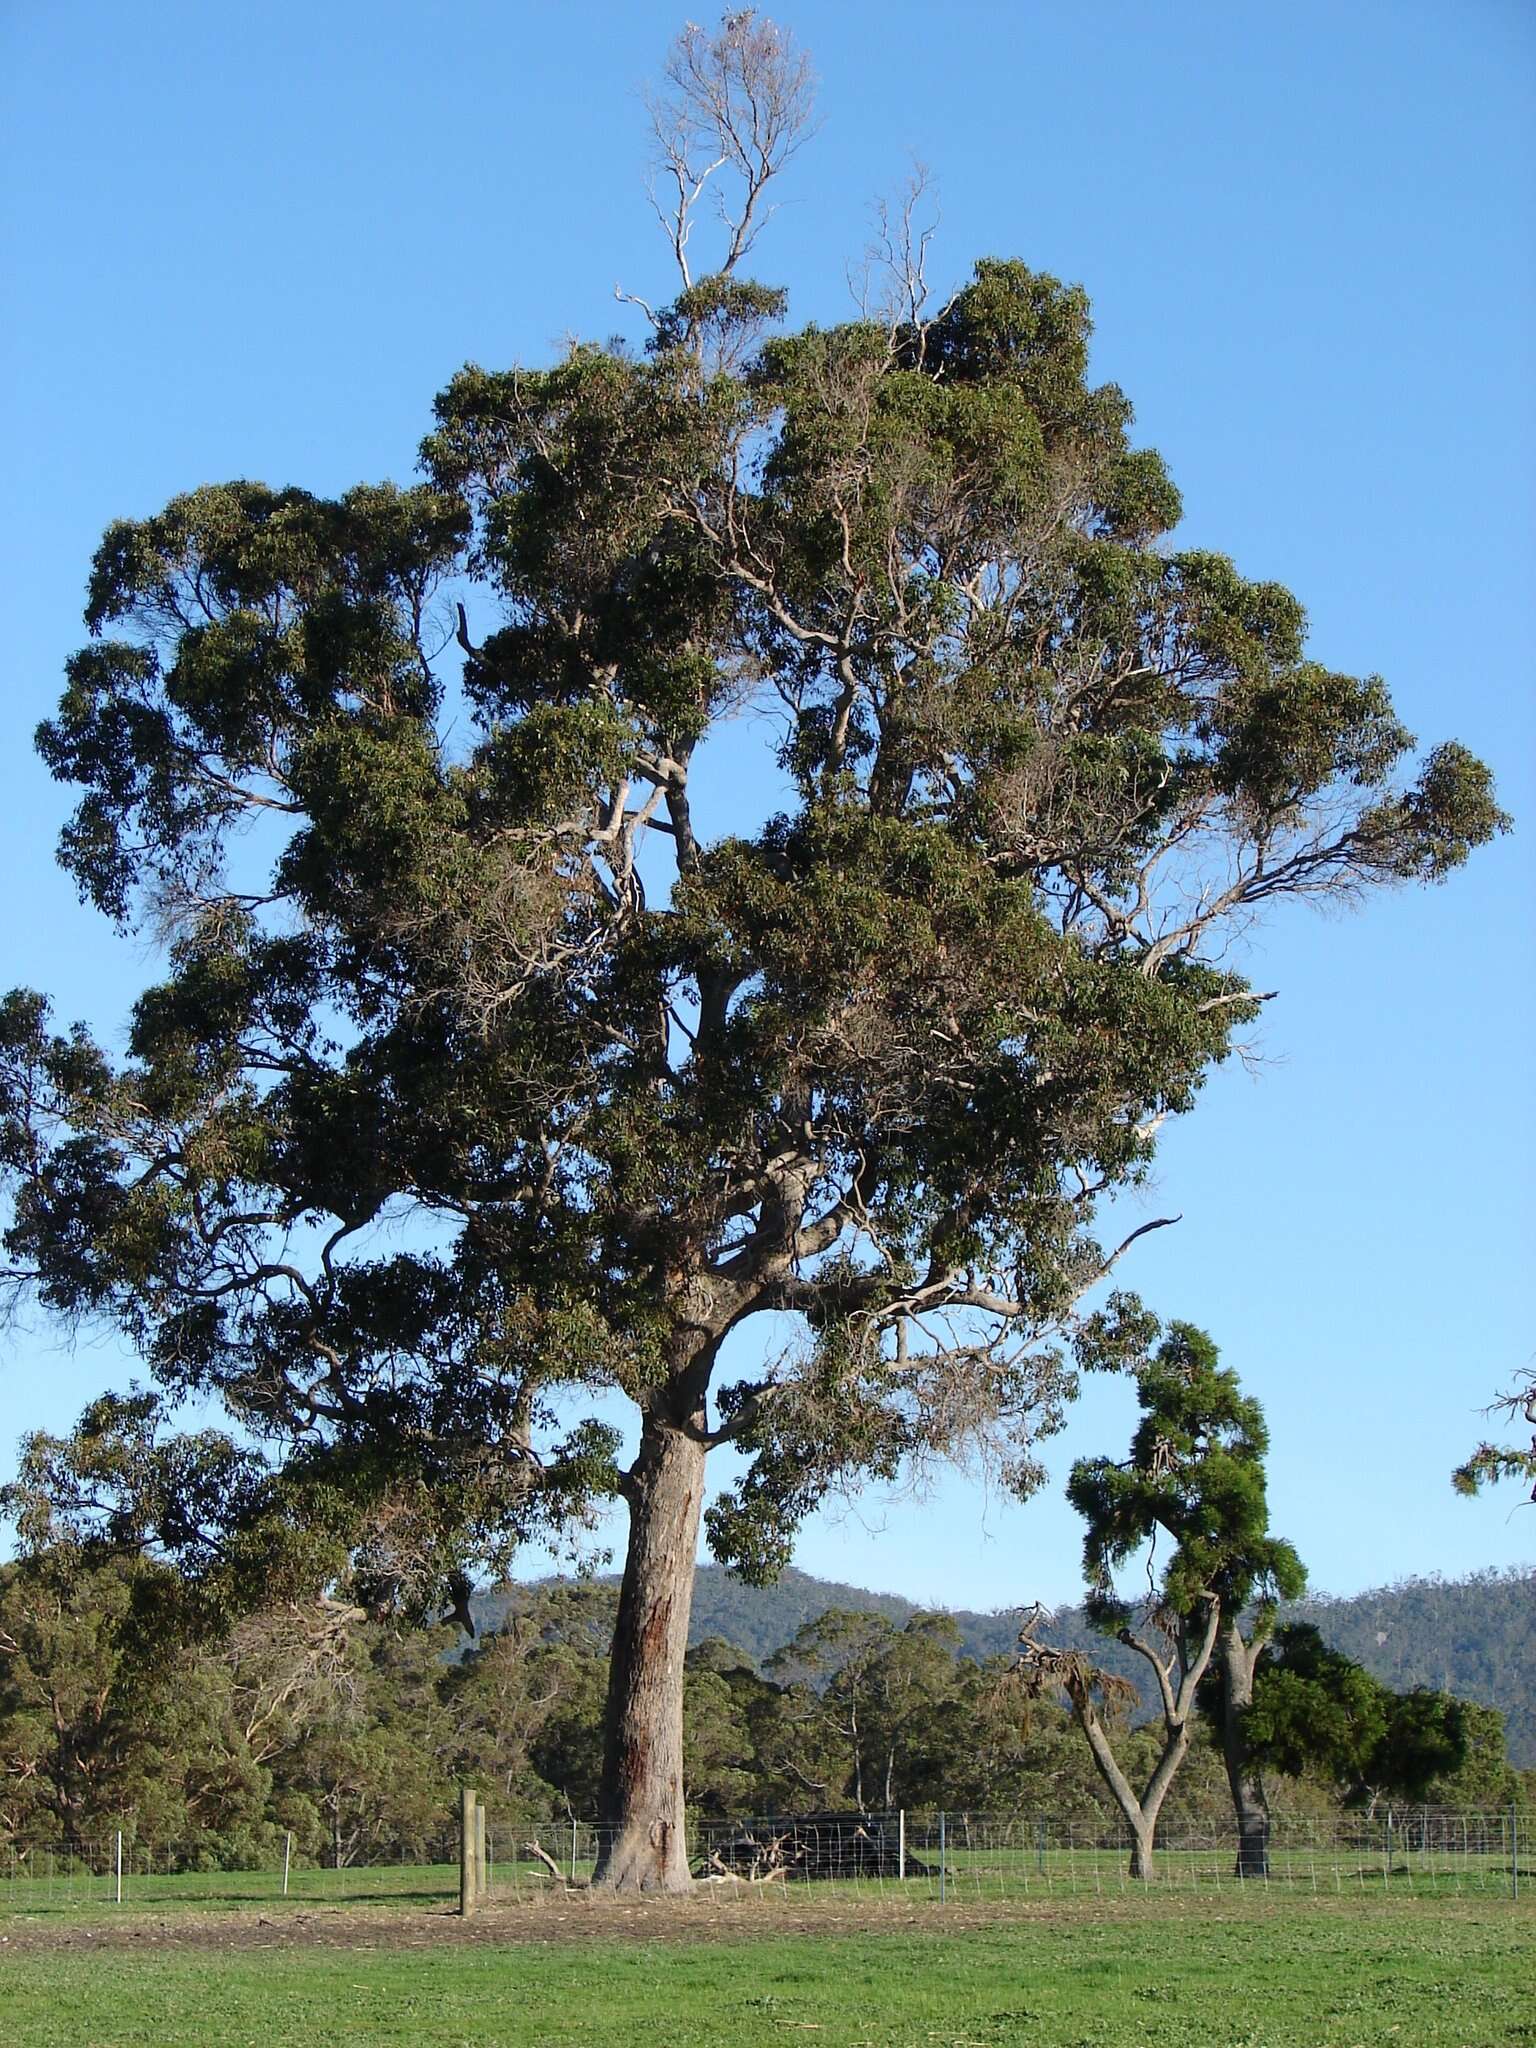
1122, 1738, 1186, 1881
591, 1412, 708, 1893
1229, 1768, 1270, 1879
1215, 1622, 1271, 1878
1070, 1691, 1185, 1884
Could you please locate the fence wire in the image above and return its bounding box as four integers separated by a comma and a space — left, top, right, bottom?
2, 1807, 1523, 1916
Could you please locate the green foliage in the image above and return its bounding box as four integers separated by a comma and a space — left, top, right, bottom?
1418, 1698, 1528, 1812
2, 1545, 1523, 1858
0, 1549, 274, 1850
761, 1609, 967, 1811
1068, 1323, 1306, 1631
626, 1562, 1535, 1769
1453, 1369, 1536, 1502
445, 1581, 613, 1816
1242, 1623, 1482, 1810
1287, 1569, 1536, 1767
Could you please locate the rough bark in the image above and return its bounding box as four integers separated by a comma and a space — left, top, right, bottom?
591, 1405, 709, 1893
1215, 1620, 1271, 1878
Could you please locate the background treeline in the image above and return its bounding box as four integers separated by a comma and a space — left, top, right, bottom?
613, 1564, 1536, 1765
2, 1553, 1529, 1866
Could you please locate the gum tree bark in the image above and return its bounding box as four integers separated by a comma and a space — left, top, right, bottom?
1215, 1621, 1272, 1878
592, 1383, 711, 1892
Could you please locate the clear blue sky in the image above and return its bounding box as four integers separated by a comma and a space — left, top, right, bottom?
1, 0, 1532, 1610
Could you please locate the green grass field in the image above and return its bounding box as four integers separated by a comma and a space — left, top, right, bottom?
1, 1886, 1529, 2047
2, 1857, 458, 1918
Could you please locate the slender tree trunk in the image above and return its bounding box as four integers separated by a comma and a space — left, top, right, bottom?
1061, 1605, 1222, 1882
1215, 1622, 1271, 1878
1071, 1695, 1189, 1883
591, 1410, 708, 1893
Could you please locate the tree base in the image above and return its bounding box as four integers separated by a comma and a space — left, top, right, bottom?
590, 1818, 694, 1894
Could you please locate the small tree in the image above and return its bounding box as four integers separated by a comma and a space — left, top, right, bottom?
443, 1585, 612, 1815
0, 1547, 276, 1854
682, 1649, 761, 1816
0, 12, 1506, 1891
1022, 1322, 1303, 1879
766, 1610, 895, 1812
1241, 1623, 1470, 1820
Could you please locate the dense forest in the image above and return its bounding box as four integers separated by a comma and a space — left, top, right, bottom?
2, 1550, 1528, 1867
474, 1563, 1536, 1765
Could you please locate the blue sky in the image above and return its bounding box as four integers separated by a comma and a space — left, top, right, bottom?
1, 0, 1532, 1610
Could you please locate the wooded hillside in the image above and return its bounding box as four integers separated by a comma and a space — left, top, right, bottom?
474, 1565, 1536, 1764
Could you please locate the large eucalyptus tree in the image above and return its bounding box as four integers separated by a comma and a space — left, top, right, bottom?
0, 15, 1505, 1888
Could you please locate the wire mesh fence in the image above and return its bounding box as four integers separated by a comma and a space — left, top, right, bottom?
682, 1808, 1525, 1903
2, 1806, 1524, 1916
891, 1808, 1523, 1902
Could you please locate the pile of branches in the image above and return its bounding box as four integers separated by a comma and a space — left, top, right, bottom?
697, 1812, 931, 1883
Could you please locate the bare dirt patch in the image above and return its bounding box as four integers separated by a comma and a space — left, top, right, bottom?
0, 1884, 1235, 1958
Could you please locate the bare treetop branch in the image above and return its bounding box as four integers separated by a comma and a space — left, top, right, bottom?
644, 10, 818, 286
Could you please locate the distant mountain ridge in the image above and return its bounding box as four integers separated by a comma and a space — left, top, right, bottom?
473, 1562, 1536, 1765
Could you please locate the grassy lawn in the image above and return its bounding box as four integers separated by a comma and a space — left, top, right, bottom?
1, 1858, 462, 1919
1, 1894, 1528, 2047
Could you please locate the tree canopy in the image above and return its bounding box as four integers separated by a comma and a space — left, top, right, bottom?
1067, 1322, 1306, 1635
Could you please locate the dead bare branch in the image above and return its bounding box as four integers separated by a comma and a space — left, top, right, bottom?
642, 12, 817, 289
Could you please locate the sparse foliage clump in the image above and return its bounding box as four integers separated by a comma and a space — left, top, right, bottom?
1454, 1370, 1536, 1503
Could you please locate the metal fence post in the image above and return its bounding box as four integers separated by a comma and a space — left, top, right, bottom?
1513, 1803, 1520, 1903
115, 1830, 122, 1906
939, 1810, 947, 1905
283, 1830, 292, 1898
897, 1809, 905, 1881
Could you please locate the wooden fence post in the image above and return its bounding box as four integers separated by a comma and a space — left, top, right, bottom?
460, 1786, 478, 1916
